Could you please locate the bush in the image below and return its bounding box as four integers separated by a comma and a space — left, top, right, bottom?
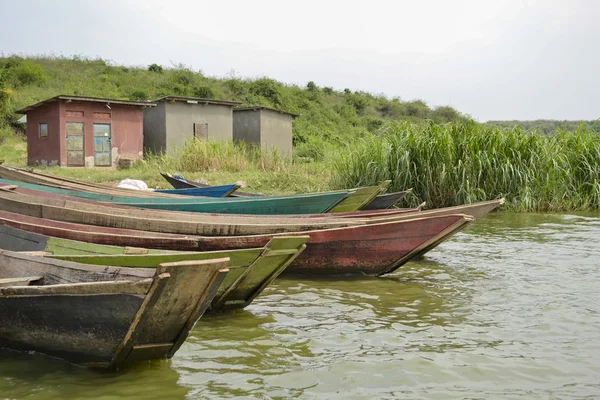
0, 88, 14, 126
431, 105, 460, 123
405, 100, 429, 118
193, 86, 214, 98
345, 93, 368, 114
249, 78, 281, 105
362, 116, 384, 132
129, 89, 149, 100
148, 63, 163, 73
13, 62, 45, 86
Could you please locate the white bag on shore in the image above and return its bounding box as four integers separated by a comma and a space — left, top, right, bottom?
117, 179, 149, 191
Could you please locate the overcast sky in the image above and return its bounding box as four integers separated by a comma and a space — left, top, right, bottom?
1, 0, 598, 121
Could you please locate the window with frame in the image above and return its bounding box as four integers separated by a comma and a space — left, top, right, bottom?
39, 123, 48, 138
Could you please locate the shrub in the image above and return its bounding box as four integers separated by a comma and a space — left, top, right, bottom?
249, 78, 281, 105
345, 93, 368, 114
148, 63, 163, 73
362, 116, 384, 132
13, 62, 45, 86
129, 89, 149, 100
431, 105, 460, 123
193, 86, 214, 98
405, 100, 429, 118
0, 88, 14, 126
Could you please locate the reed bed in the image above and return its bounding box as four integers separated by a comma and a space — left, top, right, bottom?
333, 121, 600, 211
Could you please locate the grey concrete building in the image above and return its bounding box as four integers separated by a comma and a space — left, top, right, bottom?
143, 96, 241, 155
233, 107, 299, 156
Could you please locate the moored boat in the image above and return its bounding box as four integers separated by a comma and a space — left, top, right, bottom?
154, 183, 240, 197
327, 181, 391, 213
360, 190, 410, 210
0, 225, 308, 312
0, 166, 183, 198
161, 172, 261, 197
0, 250, 229, 368
0, 187, 363, 235
0, 178, 352, 215
0, 209, 474, 276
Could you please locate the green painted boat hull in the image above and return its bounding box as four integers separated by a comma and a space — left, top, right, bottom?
0, 225, 308, 312
0, 179, 350, 215
327, 181, 391, 213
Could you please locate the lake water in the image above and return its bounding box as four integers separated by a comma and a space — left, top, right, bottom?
1, 212, 600, 399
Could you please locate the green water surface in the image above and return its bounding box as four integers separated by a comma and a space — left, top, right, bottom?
1, 213, 599, 399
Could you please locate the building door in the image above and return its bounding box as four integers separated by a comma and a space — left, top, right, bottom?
66, 122, 84, 166
194, 122, 208, 140
93, 123, 112, 166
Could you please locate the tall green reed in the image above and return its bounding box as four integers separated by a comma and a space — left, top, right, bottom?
333, 121, 600, 211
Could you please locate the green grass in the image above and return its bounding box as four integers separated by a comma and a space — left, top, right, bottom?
7, 138, 334, 195
333, 121, 600, 211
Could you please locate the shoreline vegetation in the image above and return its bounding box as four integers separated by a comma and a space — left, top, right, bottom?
1, 55, 599, 211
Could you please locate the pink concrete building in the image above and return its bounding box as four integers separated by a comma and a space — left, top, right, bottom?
16, 95, 156, 167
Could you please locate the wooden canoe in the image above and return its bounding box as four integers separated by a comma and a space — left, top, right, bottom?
0, 210, 473, 276
0, 226, 308, 312
161, 173, 405, 212
327, 181, 391, 213
0, 187, 366, 235
161, 172, 262, 197
0, 178, 421, 221
0, 250, 228, 368
0, 166, 186, 199
0, 178, 352, 215
154, 184, 240, 197
361, 190, 410, 210
0, 182, 362, 225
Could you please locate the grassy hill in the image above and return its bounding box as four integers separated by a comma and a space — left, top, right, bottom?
0, 54, 468, 161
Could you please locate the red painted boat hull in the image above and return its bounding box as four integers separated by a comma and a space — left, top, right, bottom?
0, 211, 472, 275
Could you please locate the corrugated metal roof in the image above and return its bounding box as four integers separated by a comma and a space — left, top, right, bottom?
15, 95, 157, 114
155, 96, 242, 107
234, 106, 300, 118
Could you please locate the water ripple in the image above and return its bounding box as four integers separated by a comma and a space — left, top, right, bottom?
1, 212, 600, 399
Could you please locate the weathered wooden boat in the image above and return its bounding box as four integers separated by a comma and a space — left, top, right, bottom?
327, 181, 391, 213
0, 186, 365, 235
0, 178, 352, 215
161, 173, 404, 212
361, 190, 410, 210
0, 166, 184, 199
0, 209, 474, 276
154, 184, 240, 197
0, 181, 501, 227
0, 250, 229, 368
0, 226, 308, 312
161, 172, 261, 197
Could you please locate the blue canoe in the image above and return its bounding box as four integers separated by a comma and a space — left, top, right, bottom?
155, 184, 240, 197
